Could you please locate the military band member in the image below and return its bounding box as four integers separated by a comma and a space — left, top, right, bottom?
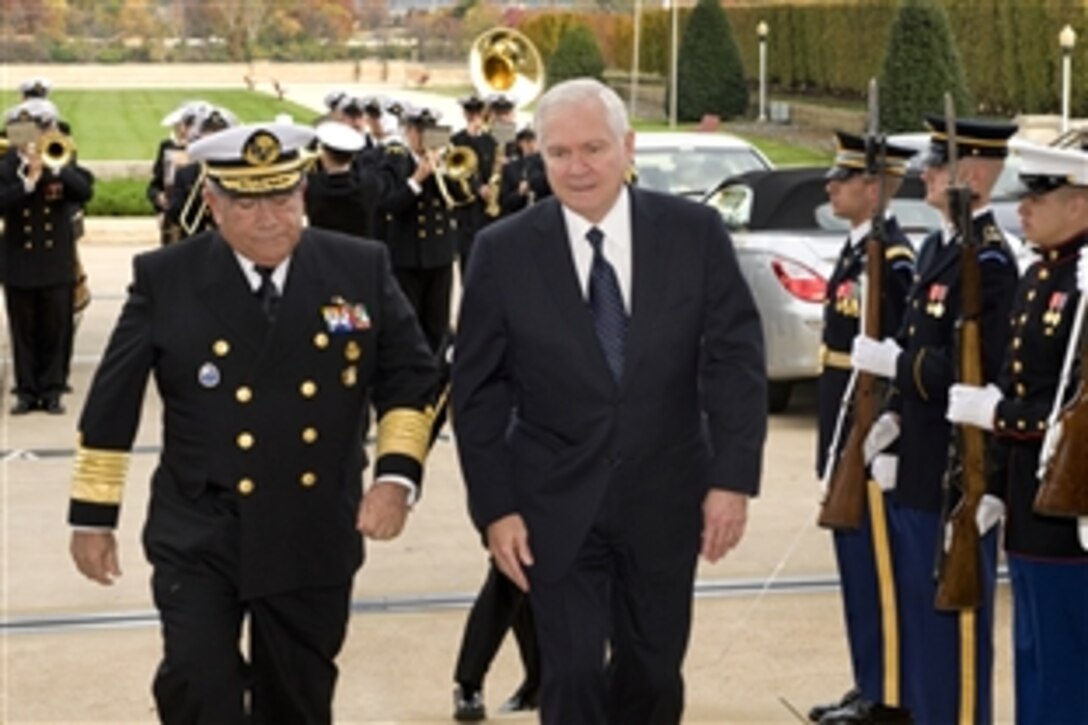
450, 93, 497, 276
376, 105, 457, 352
305, 120, 381, 239
851, 117, 1020, 725
945, 141, 1088, 725
148, 100, 208, 245
165, 105, 235, 240
19, 77, 51, 100
811, 132, 916, 725
0, 98, 94, 415
499, 127, 551, 216
68, 122, 439, 723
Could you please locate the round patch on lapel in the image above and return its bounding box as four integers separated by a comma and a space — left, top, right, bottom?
198, 362, 221, 389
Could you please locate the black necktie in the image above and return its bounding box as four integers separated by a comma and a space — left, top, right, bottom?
254, 265, 280, 322
586, 227, 628, 381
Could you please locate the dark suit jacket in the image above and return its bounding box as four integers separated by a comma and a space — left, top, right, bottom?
452, 188, 767, 582
68, 228, 437, 598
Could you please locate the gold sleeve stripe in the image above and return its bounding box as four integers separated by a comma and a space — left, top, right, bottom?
377, 408, 432, 465
885, 247, 915, 262
913, 348, 929, 402
71, 446, 130, 505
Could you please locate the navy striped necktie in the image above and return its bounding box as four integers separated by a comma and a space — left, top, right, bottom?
586, 226, 628, 381
254, 265, 280, 322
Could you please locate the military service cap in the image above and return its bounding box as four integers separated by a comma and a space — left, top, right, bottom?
19, 77, 51, 99
188, 123, 316, 196
826, 130, 916, 180
486, 93, 517, 113
401, 105, 442, 128
324, 89, 349, 112
458, 93, 486, 112
316, 120, 365, 153
1015, 141, 1088, 196
359, 95, 385, 117
922, 115, 1017, 166
4, 98, 59, 126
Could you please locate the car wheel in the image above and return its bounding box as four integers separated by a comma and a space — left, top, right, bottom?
768, 381, 791, 413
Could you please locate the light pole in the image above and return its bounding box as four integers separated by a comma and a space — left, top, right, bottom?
669, 0, 679, 129
1059, 24, 1076, 134
629, 0, 642, 119
757, 21, 769, 122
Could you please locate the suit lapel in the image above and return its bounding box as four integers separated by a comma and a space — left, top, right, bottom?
624, 188, 669, 385
198, 234, 270, 356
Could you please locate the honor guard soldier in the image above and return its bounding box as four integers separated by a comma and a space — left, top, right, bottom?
811, 132, 916, 725
450, 93, 498, 275
148, 100, 208, 245
499, 126, 551, 216
946, 141, 1088, 725
851, 116, 1020, 725
376, 104, 457, 352
0, 98, 94, 414
166, 105, 236, 240
67, 122, 439, 723
305, 120, 382, 239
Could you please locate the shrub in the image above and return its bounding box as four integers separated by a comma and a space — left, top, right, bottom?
85, 179, 155, 217
546, 23, 606, 87
675, 0, 748, 121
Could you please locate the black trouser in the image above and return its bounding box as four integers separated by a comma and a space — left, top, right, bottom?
393, 265, 453, 353
145, 479, 352, 725
454, 560, 541, 693
4, 283, 73, 402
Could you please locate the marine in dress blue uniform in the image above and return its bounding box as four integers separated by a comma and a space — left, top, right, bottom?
812, 132, 916, 725
851, 117, 1020, 725
68, 123, 439, 724
946, 141, 1088, 724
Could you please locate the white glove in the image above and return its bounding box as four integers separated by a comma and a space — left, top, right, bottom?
851, 335, 902, 379
871, 453, 898, 492
946, 383, 1003, 432
1079, 517, 1088, 551
1078, 246, 1088, 295
976, 494, 1005, 535
863, 412, 900, 464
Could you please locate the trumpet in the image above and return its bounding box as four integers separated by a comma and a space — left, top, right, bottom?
39, 129, 76, 172
430, 144, 479, 209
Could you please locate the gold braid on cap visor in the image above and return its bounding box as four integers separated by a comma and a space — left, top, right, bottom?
71, 445, 130, 505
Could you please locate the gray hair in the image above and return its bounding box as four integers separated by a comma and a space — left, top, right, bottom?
533, 79, 630, 147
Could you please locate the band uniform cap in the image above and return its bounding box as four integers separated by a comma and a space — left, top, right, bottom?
826, 129, 916, 180
359, 95, 385, 116
516, 126, 537, 142
5, 98, 59, 125
384, 98, 406, 118
316, 120, 365, 153
1014, 141, 1088, 196
457, 93, 486, 112
402, 105, 442, 127
337, 95, 366, 118
486, 93, 517, 112
324, 89, 348, 111
188, 123, 317, 196
162, 99, 208, 127
19, 77, 51, 98
922, 114, 1017, 166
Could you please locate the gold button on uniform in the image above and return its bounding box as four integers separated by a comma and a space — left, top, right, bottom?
1026, 289, 1036, 301
314, 332, 329, 349
1012, 337, 1021, 350
300, 380, 318, 398
1012, 360, 1023, 374
342, 366, 357, 387
213, 340, 231, 357
237, 432, 255, 450
300, 472, 317, 487
302, 427, 318, 444
345, 341, 361, 361
236, 386, 253, 403
238, 478, 255, 495
1016, 383, 1026, 397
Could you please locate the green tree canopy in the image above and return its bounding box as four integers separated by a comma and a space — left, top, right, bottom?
675, 0, 748, 122
545, 22, 606, 87
879, 0, 971, 132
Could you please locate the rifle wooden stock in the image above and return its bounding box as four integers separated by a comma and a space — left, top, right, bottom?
935, 210, 987, 611
1035, 387, 1088, 516
819, 232, 884, 530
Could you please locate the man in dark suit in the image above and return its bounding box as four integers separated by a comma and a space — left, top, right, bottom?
68, 122, 438, 723
0, 98, 94, 414
452, 78, 767, 725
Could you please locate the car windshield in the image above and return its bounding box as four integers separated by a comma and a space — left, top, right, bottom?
635, 148, 769, 196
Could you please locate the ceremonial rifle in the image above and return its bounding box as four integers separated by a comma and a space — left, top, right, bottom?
818, 79, 889, 530
935, 94, 987, 611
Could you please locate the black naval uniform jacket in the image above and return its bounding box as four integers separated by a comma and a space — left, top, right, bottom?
499, 153, 551, 217
165, 162, 215, 239
0, 149, 94, 288
304, 164, 382, 239
377, 146, 456, 270
990, 233, 1088, 560
146, 137, 182, 213
68, 229, 438, 598
816, 217, 915, 477
888, 210, 1019, 512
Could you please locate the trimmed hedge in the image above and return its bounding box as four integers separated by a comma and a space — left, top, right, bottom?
85, 179, 155, 217
676, 0, 748, 122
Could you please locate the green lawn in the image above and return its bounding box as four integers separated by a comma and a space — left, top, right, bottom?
0, 89, 316, 160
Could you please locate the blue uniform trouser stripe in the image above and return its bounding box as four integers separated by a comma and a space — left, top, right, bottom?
886, 502, 997, 725
1008, 556, 1088, 725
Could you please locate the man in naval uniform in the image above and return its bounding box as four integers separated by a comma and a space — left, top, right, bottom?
67, 122, 439, 724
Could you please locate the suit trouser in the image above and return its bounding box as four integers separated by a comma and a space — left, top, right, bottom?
1007, 556, 1088, 725
393, 265, 452, 353
886, 501, 997, 725
453, 560, 540, 693
144, 479, 352, 725
4, 283, 73, 401
528, 519, 700, 725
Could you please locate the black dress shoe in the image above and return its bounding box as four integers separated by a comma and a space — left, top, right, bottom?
453, 684, 485, 722
43, 397, 66, 415
809, 689, 862, 722
498, 685, 538, 713
820, 701, 912, 725
9, 398, 35, 415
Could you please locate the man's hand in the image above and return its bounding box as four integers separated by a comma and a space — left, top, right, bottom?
871, 453, 898, 492
851, 335, 901, 379
863, 412, 900, 464
487, 514, 533, 592
1078, 246, 1088, 294
357, 482, 411, 541
702, 489, 748, 564
946, 383, 1002, 431
70, 530, 121, 585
